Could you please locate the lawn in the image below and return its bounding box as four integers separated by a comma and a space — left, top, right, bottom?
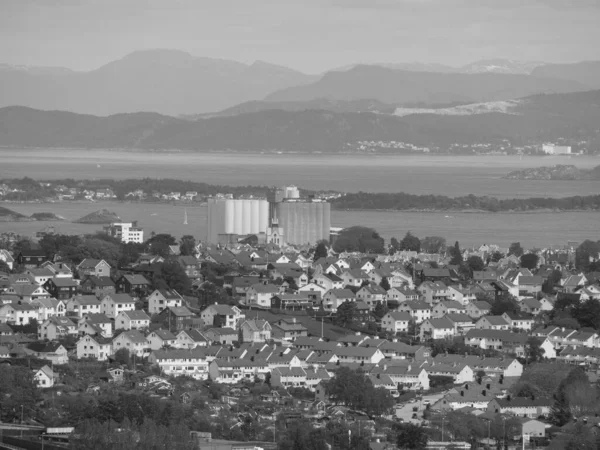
244, 309, 350, 341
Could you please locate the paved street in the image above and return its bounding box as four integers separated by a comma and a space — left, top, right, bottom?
394, 390, 448, 424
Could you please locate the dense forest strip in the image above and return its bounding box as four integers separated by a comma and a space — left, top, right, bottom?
330, 192, 600, 212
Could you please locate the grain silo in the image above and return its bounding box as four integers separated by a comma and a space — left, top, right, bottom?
274, 200, 330, 246
206, 198, 269, 244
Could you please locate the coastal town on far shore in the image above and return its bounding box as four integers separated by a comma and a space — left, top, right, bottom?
1, 179, 600, 450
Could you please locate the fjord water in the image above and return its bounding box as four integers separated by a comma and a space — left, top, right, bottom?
1, 150, 599, 247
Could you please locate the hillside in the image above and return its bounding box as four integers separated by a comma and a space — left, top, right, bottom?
3, 89, 600, 152
531, 61, 600, 89
264, 65, 589, 105
0, 49, 317, 116
74, 209, 121, 224
504, 165, 600, 181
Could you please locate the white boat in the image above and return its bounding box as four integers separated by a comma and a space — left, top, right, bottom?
183, 208, 188, 225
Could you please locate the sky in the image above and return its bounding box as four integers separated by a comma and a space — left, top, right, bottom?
1, 0, 600, 74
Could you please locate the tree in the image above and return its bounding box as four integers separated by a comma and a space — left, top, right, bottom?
524, 336, 545, 364
520, 253, 540, 270
114, 348, 131, 366
572, 299, 600, 330
509, 242, 524, 257
490, 295, 520, 315
373, 301, 389, 319
146, 233, 177, 258
153, 261, 191, 294
313, 241, 328, 261
390, 237, 401, 251
400, 232, 421, 252
543, 269, 562, 294
336, 301, 356, 327
333, 226, 385, 254
490, 251, 504, 263
421, 236, 446, 254
466, 255, 485, 273
179, 235, 196, 256
475, 370, 486, 384
449, 241, 463, 265
575, 240, 600, 271
380, 276, 391, 291
396, 423, 428, 450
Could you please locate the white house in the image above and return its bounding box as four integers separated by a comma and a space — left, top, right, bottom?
149, 348, 209, 380
397, 301, 432, 324
147, 289, 183, 315
33, 365, 56, 388
322, 289, 356, 313
38, 316, 77, 340
147, 329, 178, 350
200, 304, 245, 329
381, 311, 412, 334
77, 334, 113, 361
32, 298, 66, 321
66, 295, 102, 318
419, 317, 456, 341
0, 303, 38, 325
115, 310, 151, 331
112, 330, 149, 357
101, 293, 136, 318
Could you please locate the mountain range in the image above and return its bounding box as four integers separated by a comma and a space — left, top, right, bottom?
1, 50, 599, 117
2, 89, 600, 152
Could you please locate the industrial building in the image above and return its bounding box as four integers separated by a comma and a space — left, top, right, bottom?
542, 144, 572, 155
206, 186, 330, 247
103, 222, 144, 243
206, 198, 269, 245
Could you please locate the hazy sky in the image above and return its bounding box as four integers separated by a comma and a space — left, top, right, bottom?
2, 0, 600, 73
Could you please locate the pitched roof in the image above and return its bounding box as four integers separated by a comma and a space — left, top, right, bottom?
84, 275, 115, 287
481, 316, 510, 326
325, 289, 355, 298
71, 295, 101, 306
425, 317, 455, 329
242, 319, 270, 331
387, 311, 412, 321
104, 293, 135, 304
46, 278, 78, 287
116, 330, 147, 344
78, 258, 107, 269
150, 329, 177, 340
120, 274, 151, 285
121, 310, 150, 321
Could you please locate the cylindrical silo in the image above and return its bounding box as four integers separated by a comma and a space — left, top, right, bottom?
234, 201, 243, 234
259, 200, 269, 233
242, 200, 252, 233
224, 199, 235, 234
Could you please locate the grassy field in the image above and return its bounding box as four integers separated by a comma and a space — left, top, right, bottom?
244, 309, 350, 341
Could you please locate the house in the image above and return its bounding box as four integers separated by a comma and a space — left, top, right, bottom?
0, 303, 38, 325
271, 293, 315, 311
203, 328, 238, 345
518, 298, 542, 315
41, 261, 73, 279
147, 329, 178, 350
340, 269, 370, 287
149, 348, 209, 380
0, 249, 15, 270
501, 312, 534, 331
38, 316, 77, 340
386, 286, 420, 305
175, 329, 209, 349
447, 285, 477, 305
115, 310, 151, 331
112, 330, 149, 357
421, 361, 473, 384
271, 318, 308, 341
330, 346, 385, 365
156, 306, 197, 331
419, 267, 452, 282
322, 289, 356, 313
312, 273, 344, 291
432, 354, 523, 378
115, 274, 152, 297
76, 259, 111, 278
381, 312, 412, 334
43, 278, 79, 300
475, 315, 510, 331
561, 274, 587, 293
17, 249, 48, 268
518, 276, 544, 297
0, 323, 13, 336
3, 284, 51, 302
397, 301, 431, 324
78, 313, 113, 337
522, 419, 546, 439
464, 329, 529, 357
267, 262, 309, 287
487, 397, 552, 418
147, 288, 183, 315
240, 319, 272, 343
27, 341, 69, 365
66, 295, 101, 318
418, 281, 450, 305
419, 317, 456, 341
26, 267, 55, 285
379, 341, 431, 361
100, 293, 136, 318
210, 359, 267, 384
32, 297, 66, 321
466, 301, 491, 319
432, 301, 466, 318
80, 276, 116, 297
34, 365, 56, 388
370, 361, 430, 391
271, 367, 308, 389
245, 283, 280, 308
200, 304, 245, 329
445, 314, 475, 335
356, 284, 387, 309
178, 255, 201, 279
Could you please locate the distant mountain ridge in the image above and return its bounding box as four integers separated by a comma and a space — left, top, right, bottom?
264, 65, 589, 105
2, 89, 600, 152
531, 61, 600, 89
0, 49, 318, 116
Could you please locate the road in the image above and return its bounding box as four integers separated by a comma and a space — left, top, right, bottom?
394, 390, 448, 424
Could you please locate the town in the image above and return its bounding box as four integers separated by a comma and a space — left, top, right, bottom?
1, 220, 599, 450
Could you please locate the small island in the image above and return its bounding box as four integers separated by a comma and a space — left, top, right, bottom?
504, 164, 600, 181
73, 209, 121, 224
0, 206, 64, 222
